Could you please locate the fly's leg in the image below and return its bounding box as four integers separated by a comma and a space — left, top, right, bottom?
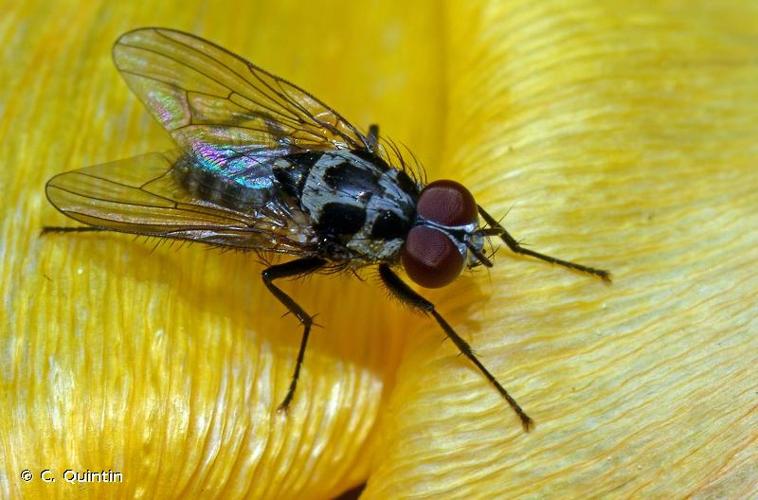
41, 226, 109, 235
478, 205, 611, 282
367, 124, 380, 152
378, 264, 534, 432
262, 257, 327, 411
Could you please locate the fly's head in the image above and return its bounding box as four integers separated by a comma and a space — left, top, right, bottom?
402, 180, 492, 288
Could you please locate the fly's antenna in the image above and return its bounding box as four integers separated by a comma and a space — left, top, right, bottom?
466, 240, 494, 268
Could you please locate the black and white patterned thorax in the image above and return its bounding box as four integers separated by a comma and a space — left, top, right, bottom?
273, 150, 420, 262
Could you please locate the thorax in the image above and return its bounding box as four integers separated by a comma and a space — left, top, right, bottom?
281, 150, 419, 262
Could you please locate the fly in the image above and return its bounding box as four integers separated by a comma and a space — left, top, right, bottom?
44, 28, 611, 432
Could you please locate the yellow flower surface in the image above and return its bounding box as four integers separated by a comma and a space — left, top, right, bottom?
1, 1, 755, 499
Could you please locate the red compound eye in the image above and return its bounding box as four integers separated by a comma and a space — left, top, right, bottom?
401, 226, 464, 288
417, 179, 478, 227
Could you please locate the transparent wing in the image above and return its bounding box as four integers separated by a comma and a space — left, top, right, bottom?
112, 27, 373, 155
45, 151, 315, 253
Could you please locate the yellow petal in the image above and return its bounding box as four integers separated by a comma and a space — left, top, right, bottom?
2, 0, 755, 499
366, 1, 757, 498
1, 1, 438, 498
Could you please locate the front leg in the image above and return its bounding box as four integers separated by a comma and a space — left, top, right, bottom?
262, 257, 327, 411
378, 264, 534, 432
478, 205, 612, 282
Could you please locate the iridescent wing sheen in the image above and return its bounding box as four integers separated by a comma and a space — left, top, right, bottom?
45, 151, 314, 253
112, 27, 373, 156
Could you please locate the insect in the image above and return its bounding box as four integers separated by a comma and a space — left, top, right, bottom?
44, 28, 610, 432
